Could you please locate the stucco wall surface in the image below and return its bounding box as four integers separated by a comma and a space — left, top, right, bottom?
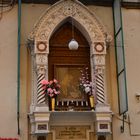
123, 8, 140, 136
21, 4, 50, 44
0, 6, 18, 138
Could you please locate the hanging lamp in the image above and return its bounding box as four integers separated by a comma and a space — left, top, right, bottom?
68, 10, 79, 50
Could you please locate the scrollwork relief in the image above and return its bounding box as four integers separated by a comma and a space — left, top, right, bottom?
36, 65, 47, 75
36, 54, 48, 65
29, 0, 107, 43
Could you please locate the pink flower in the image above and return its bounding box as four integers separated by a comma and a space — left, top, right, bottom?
49, 93, 54, 97
41, 79, 49, 85
41, 79, 60, 97
53, 89, 56, 92
53, 79, 58, 83
55, 91, 60, 95
47, 88, 52, 92
49, 80, 53, 85
50, 89, 54, 94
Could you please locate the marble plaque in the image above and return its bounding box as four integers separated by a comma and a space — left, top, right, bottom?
51, 125, 90, 140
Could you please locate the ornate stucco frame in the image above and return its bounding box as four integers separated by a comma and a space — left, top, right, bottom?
28, 0, 112, 136
28, 0, 111, 105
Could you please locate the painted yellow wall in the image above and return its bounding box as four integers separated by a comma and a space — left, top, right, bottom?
123, 7, 140, 136
0, 5, 18, 138
21, 4, 50, 44
111, 8, 140, 140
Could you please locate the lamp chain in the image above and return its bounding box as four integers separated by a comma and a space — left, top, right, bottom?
72, 17, 74, 39
71, 3, 74, 39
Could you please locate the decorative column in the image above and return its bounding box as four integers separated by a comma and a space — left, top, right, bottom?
36, 64, 47, 104
28, 40, 50, 135
95, 68, 106, 104
29, 40, 50, 135
91, 42, 106, 104
91, 42, 112, 136
35, 40, 48, 105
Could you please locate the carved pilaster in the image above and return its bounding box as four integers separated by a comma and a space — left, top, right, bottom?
35, 40, 49, 105
91, 42, 106, 104
95, 104, 112, 135
28, 41, 36, 112
29, 111, 51, 135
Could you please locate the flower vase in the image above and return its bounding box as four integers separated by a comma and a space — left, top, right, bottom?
51, 97, 55, 111
89, 95, 95, 111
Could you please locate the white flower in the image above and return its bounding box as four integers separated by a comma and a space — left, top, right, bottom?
83, 84, 87, 87
85, 86, 91, 93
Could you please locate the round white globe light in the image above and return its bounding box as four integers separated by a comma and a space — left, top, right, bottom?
68, 39, 79, 50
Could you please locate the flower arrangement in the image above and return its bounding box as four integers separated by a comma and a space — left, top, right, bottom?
41, 79, 60, 98
79, 67, 93, 95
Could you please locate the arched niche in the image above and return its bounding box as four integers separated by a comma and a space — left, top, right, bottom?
28, 0, 113, 137
48, 21, 91, 109
28, 0, 112, 107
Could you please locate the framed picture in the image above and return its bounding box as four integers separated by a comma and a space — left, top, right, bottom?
54, 64, 87, 101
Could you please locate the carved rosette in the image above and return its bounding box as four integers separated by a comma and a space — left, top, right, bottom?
35, 40, 48, 54
91, 42, 106, 104
35, 40, 48, 104
63, 1, 77, 16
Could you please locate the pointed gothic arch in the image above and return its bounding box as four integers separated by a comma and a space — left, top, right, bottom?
28, 0, 107, 45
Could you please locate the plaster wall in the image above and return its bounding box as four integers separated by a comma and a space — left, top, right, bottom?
0, 6, 18, 138
111, 8, 140, 140
21, 4, 50, 44
123, 7, 140, 136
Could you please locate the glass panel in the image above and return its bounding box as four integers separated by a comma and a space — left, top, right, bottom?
116, 32, 124, 73
118, 72, 128, 114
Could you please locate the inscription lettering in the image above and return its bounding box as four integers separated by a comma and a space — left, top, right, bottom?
51, 126, 90, 140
